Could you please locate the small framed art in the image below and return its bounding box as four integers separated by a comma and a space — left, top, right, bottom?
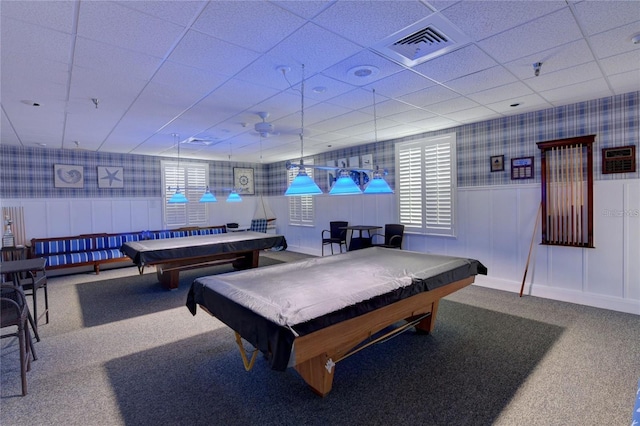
490, 155, 504, 172
97, 166, 124, 188
54, 164, 84, 188
234, 167, 255, 195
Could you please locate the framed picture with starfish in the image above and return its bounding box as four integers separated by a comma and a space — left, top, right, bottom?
97, 166, 124, 188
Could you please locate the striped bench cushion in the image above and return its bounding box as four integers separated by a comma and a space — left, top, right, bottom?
95, 233, 141, 250
89, 249, 127, 261
34, 238, 93, 256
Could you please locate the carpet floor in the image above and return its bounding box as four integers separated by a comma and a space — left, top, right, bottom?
1, 250, 639, 425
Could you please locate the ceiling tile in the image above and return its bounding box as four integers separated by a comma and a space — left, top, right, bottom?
445, 66, 518, 95
193, 1, 305, 53
168, 30, 260, 75
572, 1, 640, 36
77, 1, 185, 57
412, 44, 498, 82
540, 78, 613, 105
0, 0, 76, 33
466, 82, 535, 106
478, 8, 583, 63
442, 0, 566, 41
524, 62, 604, 92
311, 0, 433, 47
588, 22, 640, 59
115, 1, 207, 27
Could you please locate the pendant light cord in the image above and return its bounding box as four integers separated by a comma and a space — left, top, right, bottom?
372, 89, 378, 144
300, 64, 305, 161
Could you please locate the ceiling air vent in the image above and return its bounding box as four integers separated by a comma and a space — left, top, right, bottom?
372, 14, 470, 67
182, 137, 213, 146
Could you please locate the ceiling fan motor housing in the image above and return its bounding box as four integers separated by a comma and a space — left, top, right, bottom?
255, 121, 274, 135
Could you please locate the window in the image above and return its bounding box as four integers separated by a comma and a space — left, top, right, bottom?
288, 159, 315, 226
162, 160, 209, 228
396, 133, 457, 237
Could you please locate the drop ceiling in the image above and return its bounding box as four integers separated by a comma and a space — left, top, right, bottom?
1, 0, 638, 163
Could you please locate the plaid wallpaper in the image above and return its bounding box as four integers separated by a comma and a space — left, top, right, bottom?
0, 147, 266, 199
1, 92, 637, 199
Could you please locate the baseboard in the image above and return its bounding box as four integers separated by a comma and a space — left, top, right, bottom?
473, 275, 640, 315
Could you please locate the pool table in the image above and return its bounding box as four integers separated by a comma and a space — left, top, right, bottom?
121, 231, 286, 289
187, 247, 487, 396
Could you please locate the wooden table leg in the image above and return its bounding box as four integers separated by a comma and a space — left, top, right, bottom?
294, 353, 335, 397
156, 265, 179, 290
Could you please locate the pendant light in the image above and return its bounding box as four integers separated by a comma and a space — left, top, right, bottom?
363, 89, 393, 194
226, 142, 243, 202
329, 169, 362, 195
168, 133, 189, 203
199, 186, 217, 202
226, 190, 242, 202
285, 64, 323, 196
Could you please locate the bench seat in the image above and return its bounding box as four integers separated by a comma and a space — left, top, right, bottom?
30, 226, 227, 274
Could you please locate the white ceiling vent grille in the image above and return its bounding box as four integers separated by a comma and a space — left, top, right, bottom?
182, 137, 213, 146
372, 14, 470, 67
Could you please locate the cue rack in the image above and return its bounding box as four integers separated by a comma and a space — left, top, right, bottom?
537, 135, 595, 248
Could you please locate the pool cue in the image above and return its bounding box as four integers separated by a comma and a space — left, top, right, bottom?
579, 144, 584, 244
520, 202, 542, 297
547, 148, 556, 242
560, 146, 566, 243
562, 146, 571, 244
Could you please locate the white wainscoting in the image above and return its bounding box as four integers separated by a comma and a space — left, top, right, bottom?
2, 179, 638, 314
271, 179, 640, 315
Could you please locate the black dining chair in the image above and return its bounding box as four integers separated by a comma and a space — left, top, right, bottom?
321, 221, 348, 256
18, 265, 49, 330
1, 284, 37, 396
371, 224, 405, 249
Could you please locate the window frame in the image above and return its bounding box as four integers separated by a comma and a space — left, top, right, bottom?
395, 133, 457, 237
161, 160, 210, 228
287, 158, 316, 227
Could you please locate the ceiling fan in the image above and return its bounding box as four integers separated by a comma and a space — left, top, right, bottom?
253, 112, 279, 137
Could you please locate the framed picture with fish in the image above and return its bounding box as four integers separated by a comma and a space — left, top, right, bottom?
54, 164, 84, 188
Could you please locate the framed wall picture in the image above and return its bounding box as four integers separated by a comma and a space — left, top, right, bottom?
511, 156, 534, 180
337, 158, 347, 170
361, 154, 373, 169
97, 166, 124, 188
234, 167, 255, 195
54, 164, 84, 188
490, 155, 504, 172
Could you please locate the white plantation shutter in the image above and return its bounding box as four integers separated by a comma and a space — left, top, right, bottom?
288, 159, 315, 226
162, 161, 209, 228
396, 134, 457, 236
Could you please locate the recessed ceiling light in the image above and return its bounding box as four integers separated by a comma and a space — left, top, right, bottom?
348, 65, 379, 79
21, 100, 40, 106
510, 103, 521, 107
313, 86, 327, 93
632, 33, 640, 44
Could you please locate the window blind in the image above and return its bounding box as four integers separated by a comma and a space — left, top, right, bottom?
396, 133, 456, 236
288, 159, 315, 226
162, 161, 209, 228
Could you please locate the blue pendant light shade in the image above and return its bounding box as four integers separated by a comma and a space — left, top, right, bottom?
226, 190, 242, 202
284, 64, 324, 196
199, 186, 217, 202
329, 170, 362, 195
363, 170, 394, 194
285, 166, 322, 196
168, 187, 188, 203
361, 89, 393, 195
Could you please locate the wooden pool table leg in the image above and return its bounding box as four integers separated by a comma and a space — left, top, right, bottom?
294, 353, 335, 397
156, 265, 179, 290
414, 300, 439, 334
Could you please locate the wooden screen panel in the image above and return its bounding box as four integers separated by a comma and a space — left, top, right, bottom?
537, 135, 595, 248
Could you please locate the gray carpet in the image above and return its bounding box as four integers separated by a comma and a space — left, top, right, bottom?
2, 250, 639, 425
